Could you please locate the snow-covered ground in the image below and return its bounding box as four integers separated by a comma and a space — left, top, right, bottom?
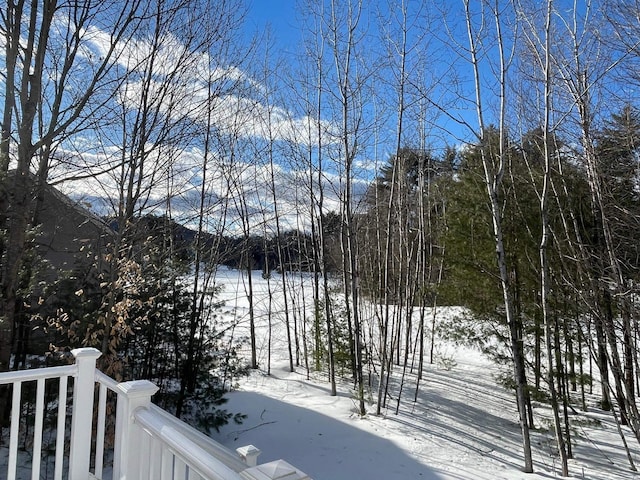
210, 267, 640, 480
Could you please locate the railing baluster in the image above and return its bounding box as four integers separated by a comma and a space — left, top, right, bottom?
148, 434, 162, 479
54, 375, 68, 480
30, 377, 46, 480
139, 431, 151, 479
95, 372, 119, 479
174, 457, 187, 480
8, 381, 22, 480
189, 469, 204, 480
160, 444, 174, 480
94, 382, 108, 478
112, 388, 124, 480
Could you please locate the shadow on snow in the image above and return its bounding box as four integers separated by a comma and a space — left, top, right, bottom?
212, 390, 442, 480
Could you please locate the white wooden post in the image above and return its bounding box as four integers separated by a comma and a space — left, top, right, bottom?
113, 379, 159, 480
242, 460, 311, 480
68, 347, 102, 480
237, 445, 261, 467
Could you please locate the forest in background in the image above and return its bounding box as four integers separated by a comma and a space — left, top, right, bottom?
2, 0, 640, 476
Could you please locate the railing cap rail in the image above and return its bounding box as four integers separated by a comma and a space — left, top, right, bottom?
0, 364, 76, 384
148, 404, 250, 472
135, 407, 245, 480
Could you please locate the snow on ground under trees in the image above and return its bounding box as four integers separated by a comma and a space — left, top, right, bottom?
210, 267, 639, 480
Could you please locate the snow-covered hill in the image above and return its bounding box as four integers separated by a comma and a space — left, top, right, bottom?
210, 267, 639, 480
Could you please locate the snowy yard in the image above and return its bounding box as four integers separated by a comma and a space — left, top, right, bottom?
1, 267, 636, 479
210, 268, 640, 480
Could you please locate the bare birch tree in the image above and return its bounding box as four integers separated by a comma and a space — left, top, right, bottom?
324, 0, 372, 416
552, 1, 640, 453
517, 0, 569, 473
301, 0, 338, 395
462, 0, 534, 471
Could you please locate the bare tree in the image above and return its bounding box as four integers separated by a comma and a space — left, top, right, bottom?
517, 0, 569, 473
324, 0, 373, 416
257, 39, 296, 373
90, 1, 211, 372
374, 0, 412, 416
178, 2, 249, 413
462, 0, 534, 471
552, 1, 640, 455
305, 0, 338, 396
0, 0, 151, 372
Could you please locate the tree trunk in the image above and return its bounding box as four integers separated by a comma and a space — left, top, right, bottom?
463, 0, 534, 470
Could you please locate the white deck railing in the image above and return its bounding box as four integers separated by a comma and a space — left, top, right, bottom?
0, 348, 310, 480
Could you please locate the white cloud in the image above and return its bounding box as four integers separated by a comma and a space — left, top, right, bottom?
55, 142, 357, 235
81, 26, 334, 147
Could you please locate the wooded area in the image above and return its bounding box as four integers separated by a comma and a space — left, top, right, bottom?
2, 0, 640, 475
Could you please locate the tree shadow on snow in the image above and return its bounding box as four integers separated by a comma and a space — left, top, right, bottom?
211, 391, 442, 480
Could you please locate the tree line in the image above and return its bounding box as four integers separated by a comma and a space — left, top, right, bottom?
3, 0, 640, 475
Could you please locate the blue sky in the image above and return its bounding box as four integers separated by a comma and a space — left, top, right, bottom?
245, 1, 299, 49
242, 0, 471, 155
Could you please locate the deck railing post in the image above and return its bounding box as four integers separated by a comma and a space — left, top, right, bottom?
68, 347, 102, 480
113, 379, 159, 480
242, 459, 311, 480
237, 445, 261, 467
